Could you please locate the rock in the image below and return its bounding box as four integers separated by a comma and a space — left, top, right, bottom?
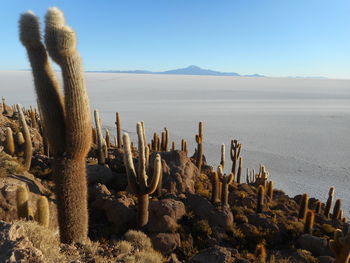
151, 233, 181, 255
188, 246, 235, 263
91, 183, 136, 234
317, 256, 334, 263
185, 193, 233, 229
148, 199, 186, 233
151, 150, 198, 194
0, 221, 44, 263
297, 234, 332, 257
87, 164, 113, 184
247, 214, 279, 232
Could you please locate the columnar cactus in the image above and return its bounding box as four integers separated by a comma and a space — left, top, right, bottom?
315, 200, 321, 214
19, 8, 92, 243
5, 127, 15, 156
171, 141, 175, 151
115, 112, 122, 148
236, 157, 242, 184
330, 228, 350, 263
220, 144, 225, 169
16, 132, 25, 146
332, 199, 342, 220
266, 181, 274, 200
181, 139, 188, 155
230, 139, 241, 175
257, 185, 265, 213
2, 97, 8, 115
16, 104, 32, 171
94, 110, 105, 165
36, 196, 50, 227
123, 123, 162, 228
195, 121, 203, 171
298, 193, 309, 220
16, 185, 29, 219
105, 128, 111, 149
211, 171, 220, 204
218, 165, 234, 207
304, 210, 315, 234
325, 187, 335, 218
161, 128, 168, 151
255, 243, 267, 263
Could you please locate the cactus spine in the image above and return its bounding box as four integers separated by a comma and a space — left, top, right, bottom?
330, 229, 350, 263
20, 8, 91, 243
324, 187, 335, 218
304, 210, 315, 234
16, 104, 32, 171
36, 196, 50, 227
115, 112, 122, 148
332, 199, 342, 220
123, 123, 162, 228
5, 127, 15, 156
298, 193, 309, 220
195, 121, 203, 171
257, 185, 265, 213
16, 185, 29, 219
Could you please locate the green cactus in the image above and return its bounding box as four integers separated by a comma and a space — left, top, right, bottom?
324, 187, 335, 218
257, 185, 265, 213
195, 121, 203, 171
330, 228, 350, 263
115, 112, 122, 148
298, 193, 309, 220
16, 185, 29, 219
123, 123, 162, 228
230, 139, 241, 175
332, 199, 342, 220
5, 127, 15, 156
19, 8, 92, 243
16, 104, 32, 171
36, 196, 50, 227
304, 210, 315, 234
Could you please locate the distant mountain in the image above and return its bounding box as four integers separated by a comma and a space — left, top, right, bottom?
89, 65, 265, 77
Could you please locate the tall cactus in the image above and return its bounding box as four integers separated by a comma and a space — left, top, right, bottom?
94, 110, 105, 165
115, 112, 122, 148
325, 187, 335, 218
16, 185, 29, 219
230, 139, 241, 175
211, 171, 220, 204
218, 165, 234, 207
123, 123, 161, 228
16, 104, 32, 171
220, 144, 225, 169
332, 199, 342, 220
195, 121, 203, 171
266, 181, 274, 200
256, 185, 265, 213
236, 157, 243, 184
36, 196, 50, 227
304, 210, 315, 234
19, 8, 91, 243
298, 193, 309, 220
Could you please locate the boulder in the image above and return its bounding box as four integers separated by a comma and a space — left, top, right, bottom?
150, 233, 181, 255
297, 234, 332, 257
188, 246, 235, 263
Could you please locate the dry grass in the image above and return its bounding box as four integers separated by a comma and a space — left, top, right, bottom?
0, 152, 24, 177
15, 220, 66, 263
268, 255, 293, 263
124, 229, 153, 251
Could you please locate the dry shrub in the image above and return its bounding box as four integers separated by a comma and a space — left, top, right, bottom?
15, 220, 66, 263
268, 255, 293, 263
124, 229, 153, 251
0, 152, 24, 177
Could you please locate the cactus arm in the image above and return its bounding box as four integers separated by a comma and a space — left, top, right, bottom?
94, 110, 105, 164
123, 133, 140, 194
19, 11, 66, 157
45, 8, 92, 159
144, 154, 161, 195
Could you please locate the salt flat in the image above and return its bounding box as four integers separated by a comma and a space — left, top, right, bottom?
1, 70, 350, 212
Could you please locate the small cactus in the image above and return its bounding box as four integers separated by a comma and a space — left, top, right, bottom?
266, 181, 274, 200
324, 187, 335, 218
181, 139, 188, 155
211, 171, 220, 204
304, 210, 315, 234
330, 228, 350, 263
255, 243, 267, 263
218, 165, 234, 206
94, 110, 105, 164
257, 185, 265, 213
315, 200, 321, 214
236, 157, 242, 184
171, 141, 175, 151
16, 104, 32, 171
16, 185, 29, 219
220, 144, 225, 169
105, 128, 111, 149
298, 193, 309, 220
5, 127, 15, 156
36, 196, 50, 227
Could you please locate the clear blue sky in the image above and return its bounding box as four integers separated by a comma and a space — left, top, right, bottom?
1, 0, 350, 78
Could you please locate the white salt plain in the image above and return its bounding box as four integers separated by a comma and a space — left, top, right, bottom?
1, 71, 350, 212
